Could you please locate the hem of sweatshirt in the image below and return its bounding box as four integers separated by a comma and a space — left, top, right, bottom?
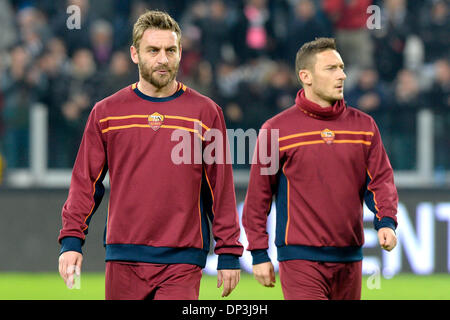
105, 244, 209, 268
277, 245, 363, 262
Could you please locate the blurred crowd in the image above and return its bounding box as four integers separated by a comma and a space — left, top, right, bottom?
0, 0, 448, 172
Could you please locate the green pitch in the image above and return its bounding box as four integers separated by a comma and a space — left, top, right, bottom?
0, 273, 448, 300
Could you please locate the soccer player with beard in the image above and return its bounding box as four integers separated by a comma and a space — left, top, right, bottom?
58, 10, 243, 300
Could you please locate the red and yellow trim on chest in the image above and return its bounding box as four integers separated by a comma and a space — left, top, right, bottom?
99, 113, 210, 140
279, 129, 373, 151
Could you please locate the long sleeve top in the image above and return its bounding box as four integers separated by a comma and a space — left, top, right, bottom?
59, 82, 243, 269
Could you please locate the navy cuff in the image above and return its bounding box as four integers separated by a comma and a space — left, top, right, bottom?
60, 237, 83, 255
217, 254, 240, 270
374, 216, 397, 232
251, 249, 271, 265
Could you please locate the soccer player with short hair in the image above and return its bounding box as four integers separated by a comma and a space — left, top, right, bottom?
58, 10, 243, 300
242, 37, 398, 300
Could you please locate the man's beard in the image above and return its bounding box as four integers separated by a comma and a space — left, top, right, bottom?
138, 58, 179, 89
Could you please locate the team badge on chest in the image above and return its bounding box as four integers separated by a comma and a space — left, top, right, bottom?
321, 128, 335, 145
148, 112, 164, 131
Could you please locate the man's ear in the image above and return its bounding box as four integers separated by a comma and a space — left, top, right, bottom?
130, 45, 139, 64
299, 69, 312, 86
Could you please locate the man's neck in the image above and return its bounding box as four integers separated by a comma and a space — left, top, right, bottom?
303, 88, 333, 108
137, 78, 178, 98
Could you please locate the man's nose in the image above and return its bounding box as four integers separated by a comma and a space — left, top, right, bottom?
338, 68, 347, 80
157, 51, 169, 64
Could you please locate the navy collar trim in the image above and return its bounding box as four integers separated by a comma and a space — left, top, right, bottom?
132, 82, 185, 102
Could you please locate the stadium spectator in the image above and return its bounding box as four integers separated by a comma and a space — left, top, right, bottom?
215, 60, 242, 101
183, 60, 215, 99
285, 0, 330, 65
1, 44, 46, 168
216, 57, 275, 129
0, 0, 17, 54
89, 19, 114, 68
196, 0, 234, 68
232, 0, 275, 62
50, 0, 97, 56
177, 24, 203, 81
60, 48, 100, 166
420, 0, 450, 64
264, 61, 297, 112
38, 38, 72, 168
322, 0, 374, 70
346, 68, 388, 113
99, 50, 138, 100
214, 60, 246, 130
391, 69, 424, 111
429, 58, 450, 170
426, 58, 450, 110
107, 0, 132, 50
346, 67, 391, 134
371, 0, 412, 82
16, 6, 53, 60
387, 69, 425, 170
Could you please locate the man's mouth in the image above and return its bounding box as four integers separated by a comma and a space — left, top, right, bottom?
155, 68, 169, 75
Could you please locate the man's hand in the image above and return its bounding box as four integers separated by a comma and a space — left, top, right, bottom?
252, 261, 276, 287
58, 251, 83, 288
217, 269, 240, 297
378, 227, 397, 251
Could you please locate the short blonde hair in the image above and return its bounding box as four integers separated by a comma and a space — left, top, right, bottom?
132, 10, 181, 51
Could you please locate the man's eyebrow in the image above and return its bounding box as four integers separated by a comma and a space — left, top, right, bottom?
144, 45, 177, 50
143, 45, 159, 50
324, 63, 345, 68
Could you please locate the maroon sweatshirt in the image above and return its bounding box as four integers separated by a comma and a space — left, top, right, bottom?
58, 82, 243, 269
242, 89, 398, 264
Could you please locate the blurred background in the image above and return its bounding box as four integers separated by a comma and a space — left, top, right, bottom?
0, 0, 449, 285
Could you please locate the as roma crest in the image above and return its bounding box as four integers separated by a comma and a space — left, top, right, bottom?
321, 128, 335, 145
148, 112, 164, 131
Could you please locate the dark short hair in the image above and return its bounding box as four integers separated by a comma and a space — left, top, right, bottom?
295, 37, 337, 84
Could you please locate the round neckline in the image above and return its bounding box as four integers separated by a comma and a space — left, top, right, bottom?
132, 82, 186, 102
